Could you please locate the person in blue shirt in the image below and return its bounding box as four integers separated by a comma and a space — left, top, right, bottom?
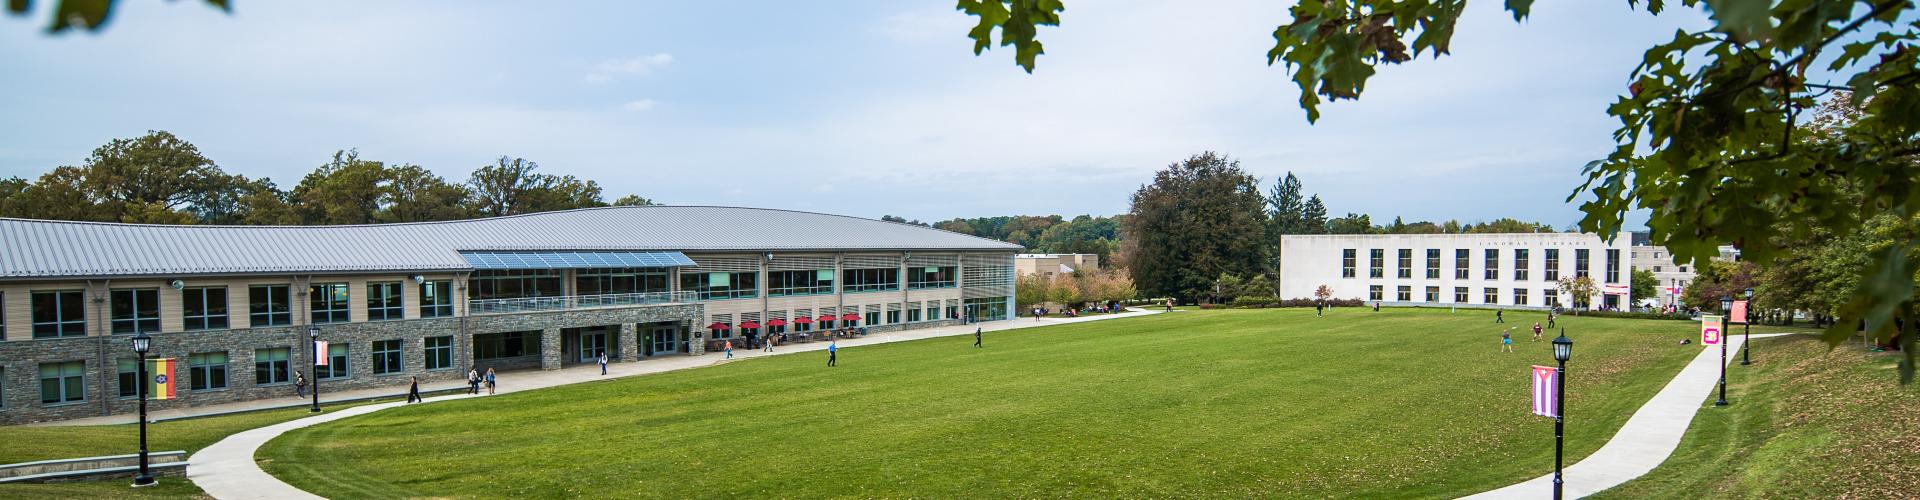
827, 340, 838, 367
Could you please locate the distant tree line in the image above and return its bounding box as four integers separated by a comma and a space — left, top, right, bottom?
885, 214, 1125, 265
0, 130, 654, 225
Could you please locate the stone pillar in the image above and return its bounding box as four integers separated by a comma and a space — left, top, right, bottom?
685, 321, 704, 355
617, 323, 639, 362
540, 326, 562, 370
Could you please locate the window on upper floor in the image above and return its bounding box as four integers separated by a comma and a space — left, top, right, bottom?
183, 287, 229, 331
110, 288, 160, 334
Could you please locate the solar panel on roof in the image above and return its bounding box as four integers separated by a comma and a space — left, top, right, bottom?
458, 251, 697, 270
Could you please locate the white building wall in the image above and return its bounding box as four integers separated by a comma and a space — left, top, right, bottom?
1278, 232, 1632, 310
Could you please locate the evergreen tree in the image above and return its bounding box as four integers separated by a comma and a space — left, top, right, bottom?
1266, 172, 1306, 233
1300, 195, 1327, 234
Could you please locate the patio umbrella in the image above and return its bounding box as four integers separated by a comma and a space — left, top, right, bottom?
765, 319, 788, 327
706, 322, 731, 331
841, 313, 861, 322
739, 320, 762, 329
816, 315, 836, 323
792, 316, 813, 324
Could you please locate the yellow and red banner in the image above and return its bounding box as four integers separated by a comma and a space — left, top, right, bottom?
148, 358, 177, 400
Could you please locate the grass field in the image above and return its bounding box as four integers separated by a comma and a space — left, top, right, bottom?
260, 308, 1708, 498
1592, 334, 1920, 498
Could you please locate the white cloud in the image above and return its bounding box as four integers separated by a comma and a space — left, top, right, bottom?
622, 99, 658, 112
585, 53, 675, 84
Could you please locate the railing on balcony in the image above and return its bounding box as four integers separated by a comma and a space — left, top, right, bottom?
467, 291, 698, 315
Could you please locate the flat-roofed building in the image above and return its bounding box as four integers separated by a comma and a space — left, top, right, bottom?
1278, 232, 1632, 311
0, 206, 1019, 424
1014, 253, 1099, 278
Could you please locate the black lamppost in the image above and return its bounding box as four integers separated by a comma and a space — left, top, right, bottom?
308, 325, 322, 413
130, 331, 156, 487
1716, 296, 1732, 406
1551, 330, 1573, 500
1741, 287, 1754, 365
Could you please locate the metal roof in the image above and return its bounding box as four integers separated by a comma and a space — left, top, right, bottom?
0, 206, 1020, 279
459, 251, 697, 270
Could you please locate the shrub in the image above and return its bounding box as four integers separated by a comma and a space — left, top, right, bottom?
1231, 296, 1279, 308
1578, 310, 1693, 321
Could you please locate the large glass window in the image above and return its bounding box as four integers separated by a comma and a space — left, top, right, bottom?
249, 285, 292, 327
255, 348, 291, 385
189, 352, 228, 391
183, 287, 229, 331
40, 361, 85, 404
1575, 249, 1591, 278
316, 344, 349, 379
1341, 249, 1356, 278
367, 282, 403, 321
1397, 249, 1413, 278
472, 270, 563, 300
1425, 249, 1441, 279
887, 309, 901, 324
908, 266, 957, 289
575, 267, 670, 295
1454, 249, 1470, 279
372, 339, 403, 375
117, 358, 140, 398
844, 268, 900, 293
1369, 249, 1384, 278
424, 336, 454, 370
420, 281, 454, 318
769, 269, 834, 296
1514, 249, 1531, 281
1544, 249, 1561, 281
1484, 249, 1500, 280
31, 291, 85, 338
310, 283, 350, 324
475, 331, 539, 359
111, 288, 160, 334
679, 272, 757, 300
1605, 249, 1621, 283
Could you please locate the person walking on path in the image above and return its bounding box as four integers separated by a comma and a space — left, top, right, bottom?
294, 371, 307, 398
973, 327, 983, 348
764, 335, 775, 353
484, 368, 497, 395
1532, 322, 1544, 342
1496, 309, 1505, 323
466, 368, 480, 394
1164, 298, 1174, 311
1501, 328, 1515, 353
827, 340, 838, 367
406, 376, 422, 404
725, 340, 734, 359
1546, 311, 1557, 328
598, 351, 608, 375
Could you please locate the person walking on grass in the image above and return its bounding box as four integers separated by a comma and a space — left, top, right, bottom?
466, 368, 480, 394
1316, 301, 1325, 317
1546, 311, 1557, 329
485, 368, 497, 395
1532, 322, 1544, 342
295, 370, 307, 398
725, 340, 734, 359
1496, 309, 1505, 323
598, 351, 608, 375
406, 376, 422, 404
973, 327, 983, 348
827, 340, 838, 367
1501, 328, 1516, 353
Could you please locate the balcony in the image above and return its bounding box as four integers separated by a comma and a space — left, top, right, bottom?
467, 291, 698, 315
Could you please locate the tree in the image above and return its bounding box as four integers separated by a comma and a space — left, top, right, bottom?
1047, 275, 1078, 307
612, 194, 656, 206
1015, 273, 1050, 311
292, 150, 390, 225
466, 156, 606, 216
1122, 152, 1270, 303
1558, 276, 1597, 313
6, 0, 229, 33
1325, 213, 1372, 234
381, 165, 471, 223
1683, 260, 1759, 314
1266, 172, 1307, 233
881, 215, 930, 226
1313, 284, 1333, 303
1630, 268, 1657, 305
1300, 195, 1327, 234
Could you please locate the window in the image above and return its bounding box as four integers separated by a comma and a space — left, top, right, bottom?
1605, 249, 1621, 283
473, 270, 563, 300
908, 266, 957, 289
1544, 289, 1561, 307
1425, 249, 1441, 279
908, 308, 922, 322
118, 358, 140, 398
1653, 266, 1663, 273
373, 339, 403, 375
1397, 249, 1413, 278
310, 283, 350, 324
1514, 249, 1530, 281
1679, 266, 1689, 273
1575, 249, 1591, 278
475, 331, 538, 360
1425, 286, 1440, 302
770, 270, 835, 296
1396, 286, 1411, 301
424, 336, 454, 370
1514, 288, 1529, 306
1544, 249, 1561, 281
40, 361, 85, 404
679, 272, 757, 300
926, 304, 939, 322
886, 309, 901, 324
1369, 249, 1384, 278
1455, 249, 1470, 279
31, 291, 86, 338
1484, 249, 1500, 280
1341, 249, 1357, 278
420, 281, 454, 318
367, 282, 403, 321
110, 288, 161, 334
317, 344, 349, 379
844, 268, 900, 293
865, 311, 881, 325
1369, 285, 1383, 301
1484, 287, 1499, 304
189, 352, 228, 391
575, 267, 669, 295
249, 285, 292, 327
1455, 287, 1469, 303
256, 348, 292, 384
183, 287, 229, 331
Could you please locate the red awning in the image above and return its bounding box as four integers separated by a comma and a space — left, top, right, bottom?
841, 313, 861, 322
706, 322, 731, 330
816, 315, 836, 323
765, 319, 788, 327
739, 321, 762, 329
792, 316, 813, 324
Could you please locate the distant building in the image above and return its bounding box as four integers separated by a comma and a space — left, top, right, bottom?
1015, 254, 1099, 278
1278, 232, 1632, 310
1630, 237, 1741, 308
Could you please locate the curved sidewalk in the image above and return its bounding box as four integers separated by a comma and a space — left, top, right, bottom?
189, 309, 1160, 499
1462, 333, 1786, 499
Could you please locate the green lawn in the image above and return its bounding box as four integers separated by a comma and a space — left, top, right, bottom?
1592, 334, 1920, 499
261, 308, 1705, 498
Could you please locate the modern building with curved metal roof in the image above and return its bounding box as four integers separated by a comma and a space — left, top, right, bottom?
0, 206, 1019, 423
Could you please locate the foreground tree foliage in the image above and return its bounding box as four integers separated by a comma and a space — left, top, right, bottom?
965, 0, 1920, 381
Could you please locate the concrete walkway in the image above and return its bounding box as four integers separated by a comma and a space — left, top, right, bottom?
187, 308, 1161, 499
1461, 333, 1787, 499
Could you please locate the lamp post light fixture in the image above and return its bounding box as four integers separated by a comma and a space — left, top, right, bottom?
130, 330, 156, 487
1741, 287, 1755, 366
308, 325, 322, 413
1551, 330, 1573, 500
1716, 296, 1733, 406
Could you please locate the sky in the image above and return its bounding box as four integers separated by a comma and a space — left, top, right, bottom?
0, 1, 1712, 228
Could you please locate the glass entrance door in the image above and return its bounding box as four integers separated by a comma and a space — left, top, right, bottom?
578, 331, 607, 363
649, 326, 677, 355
